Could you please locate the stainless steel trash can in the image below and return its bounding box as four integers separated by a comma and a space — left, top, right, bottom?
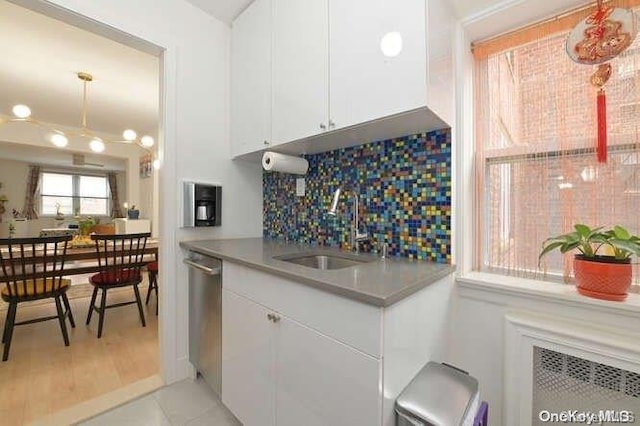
395, 362, 480, 426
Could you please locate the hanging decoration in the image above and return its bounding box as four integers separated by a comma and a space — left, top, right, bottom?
566, 0, 638, 163
590, 64, 612, 162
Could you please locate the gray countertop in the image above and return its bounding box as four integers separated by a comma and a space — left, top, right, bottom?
179, 238, 455, 307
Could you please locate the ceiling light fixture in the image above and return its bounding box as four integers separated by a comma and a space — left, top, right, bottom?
12, 104, 32, 119
0, 71, 155, 156
89, 138, 105, 153
50, 133, 69, 148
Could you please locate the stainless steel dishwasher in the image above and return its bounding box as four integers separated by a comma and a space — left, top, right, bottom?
184, 251, 222, 397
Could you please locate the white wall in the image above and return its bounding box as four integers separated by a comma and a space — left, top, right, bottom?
0, 122, 143, 218
0, 157, 125, 237
27, 0, 264, 382
451, 277, 640, 426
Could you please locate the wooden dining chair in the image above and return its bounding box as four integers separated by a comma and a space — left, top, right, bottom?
86, 232, 150, 338
145, 261, 158, 316
0, 235, 75, 361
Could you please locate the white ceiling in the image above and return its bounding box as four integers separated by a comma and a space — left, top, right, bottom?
450, 0, 501, 19
457, 0, 589, 42
0, 1, 159, 139
186, 0, 482, 24
185, 0, 255, 24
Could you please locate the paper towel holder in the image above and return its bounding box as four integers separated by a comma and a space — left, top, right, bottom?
262, 151, 309, 175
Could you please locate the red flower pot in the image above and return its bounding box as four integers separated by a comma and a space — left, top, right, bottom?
573, 255, 632, 301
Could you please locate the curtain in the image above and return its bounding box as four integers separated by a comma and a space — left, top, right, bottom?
23, 165, 40, 220
107, 172, 123, 218
474, 6, 640, 283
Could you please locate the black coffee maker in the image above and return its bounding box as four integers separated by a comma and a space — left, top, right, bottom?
183, 182, 222, 227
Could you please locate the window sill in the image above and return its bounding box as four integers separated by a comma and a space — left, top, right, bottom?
457, 271, 640, 317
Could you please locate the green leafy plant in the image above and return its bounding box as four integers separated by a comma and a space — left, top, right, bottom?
539, 224, 640, 264
78, 217, 96, 236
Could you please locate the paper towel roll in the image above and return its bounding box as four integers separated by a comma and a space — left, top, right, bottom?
262, 152, 309, 175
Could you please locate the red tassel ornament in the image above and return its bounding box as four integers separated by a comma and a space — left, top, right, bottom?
591, 64, 611, 163
565, 0, 639, 164
596, 88, 607, 163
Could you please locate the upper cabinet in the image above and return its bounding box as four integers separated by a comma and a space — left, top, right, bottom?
272, 0, 329, 145
329, 0, 427, 131
231, 0, 272, 157
231, 0, 454, 159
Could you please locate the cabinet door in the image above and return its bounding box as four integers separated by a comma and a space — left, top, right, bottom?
275, 316, 382, 426
329, 0, 427, 130
231, 0, 272, 157
222, 289, 276, 426
272, 0, 329, 144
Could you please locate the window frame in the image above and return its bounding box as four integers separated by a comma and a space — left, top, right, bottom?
39, 170, 111, 218
474, 33, 640, 283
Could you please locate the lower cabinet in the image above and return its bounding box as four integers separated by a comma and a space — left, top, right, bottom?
222, 288, 382, 426
222, 289, 276, 426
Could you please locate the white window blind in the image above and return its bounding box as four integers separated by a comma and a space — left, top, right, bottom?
41, 172, 109, 216
475, 12, 640, 283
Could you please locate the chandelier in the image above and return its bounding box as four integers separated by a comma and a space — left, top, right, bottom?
0, 71, 155, 156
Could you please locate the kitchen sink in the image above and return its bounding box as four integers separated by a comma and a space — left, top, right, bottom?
274, 253, 371, 270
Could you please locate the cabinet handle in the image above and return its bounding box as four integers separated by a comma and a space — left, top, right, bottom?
319, 123, 327, 130
263, 140, 269, 145
328, 120, 335, 128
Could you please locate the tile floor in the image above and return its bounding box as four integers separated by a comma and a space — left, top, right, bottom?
80, 377, 241, 426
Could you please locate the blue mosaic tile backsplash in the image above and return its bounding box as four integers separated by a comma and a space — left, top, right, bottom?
263, 129, 452, 263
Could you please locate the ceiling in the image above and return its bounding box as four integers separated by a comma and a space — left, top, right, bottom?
450, 0, 507, 19
185, 0, 255, 24
185, 0, 491, 23
0, 1, 159, 139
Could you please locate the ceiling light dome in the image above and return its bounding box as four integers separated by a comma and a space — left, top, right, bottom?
12, 104, 32, 119
141, 135, 155, 147
123, 129, 137, 141
89, 138, 105, 153
50, 133, 68, 148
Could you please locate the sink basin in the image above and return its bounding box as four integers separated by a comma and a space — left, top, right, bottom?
274, 253, 370, 270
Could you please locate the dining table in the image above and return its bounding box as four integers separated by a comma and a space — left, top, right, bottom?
0, 239, 159, 280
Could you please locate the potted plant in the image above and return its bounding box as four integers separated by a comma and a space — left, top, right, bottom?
127, 205, 140, 219
78, 217, 96, 236
539, 224, 640, 301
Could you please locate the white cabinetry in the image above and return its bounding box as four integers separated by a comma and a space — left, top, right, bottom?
222, 287, 381, 426
114, 218, 151, 234
272, 0, 329, 144
329, 0, 428, 131
276, 316, 381, 426
230, 0, 454, 159
222, 289, 276, 426
231, 0, 272, 157
221, 261, 453, 426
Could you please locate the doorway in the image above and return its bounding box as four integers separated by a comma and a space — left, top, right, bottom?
0, 1, 167, 423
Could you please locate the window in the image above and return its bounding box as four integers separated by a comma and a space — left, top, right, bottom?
474, 9, 640, 282
41, 172, 109, 216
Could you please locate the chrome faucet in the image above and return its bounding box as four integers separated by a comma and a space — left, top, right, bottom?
327, 188, 369, 252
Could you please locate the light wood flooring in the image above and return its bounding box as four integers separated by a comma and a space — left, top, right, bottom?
0, 281, 159, 425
